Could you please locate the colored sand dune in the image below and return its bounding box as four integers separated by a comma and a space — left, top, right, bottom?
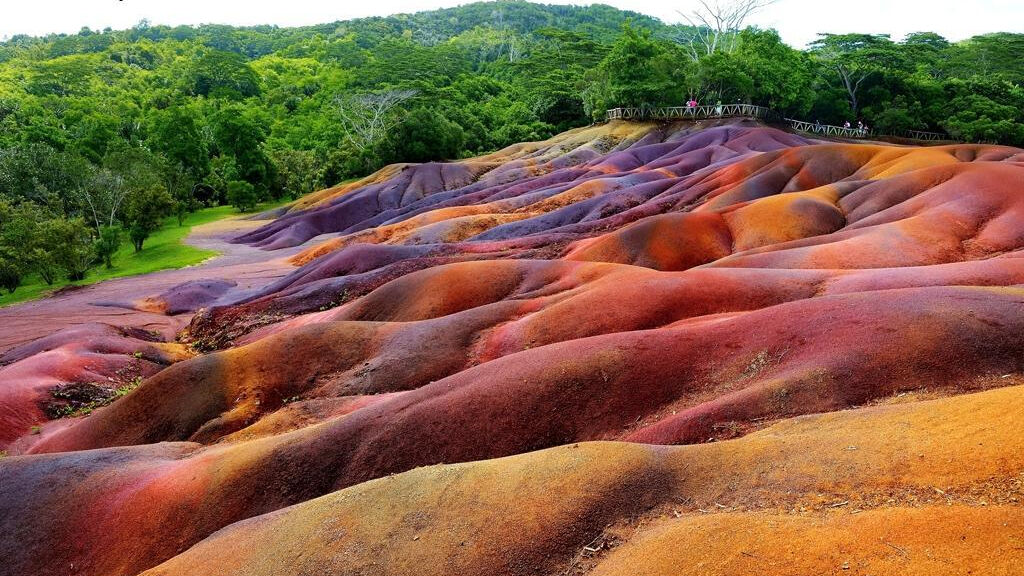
2, 118, 1024, 576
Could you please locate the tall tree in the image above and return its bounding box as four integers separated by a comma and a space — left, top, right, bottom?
41, 217, 95, 281
674, 0, 778, 61
212, 105, 273, 192
149, 105, 210, 181
335, 89, 419, 170
77, 168, 129, 230
0, 251, 22, 294
122, 187, 174, 252
734, 28, 815, 114
226, 180, 258, 213
586, 24, 684, 115
0, 200, 47, 290
810, 33, 898, 117
267, 148, 321, 201
388, 107, 466, 163
189, 49, 261, 99
0, 144, 90, 214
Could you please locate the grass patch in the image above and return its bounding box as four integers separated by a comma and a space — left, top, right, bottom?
0, 199, 288, 308
49, 378, 143, 419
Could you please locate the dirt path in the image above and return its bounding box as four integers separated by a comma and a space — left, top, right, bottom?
0, 216, 302, 354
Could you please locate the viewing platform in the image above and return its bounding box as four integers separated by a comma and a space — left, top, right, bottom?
606, 105, 953, 143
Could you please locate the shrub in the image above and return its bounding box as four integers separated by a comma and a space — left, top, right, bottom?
0, 254, 22, 294
42, 217, 95, 281
123, 187, 175, 252
227, 180, 258, 212
94, 226, 120, 268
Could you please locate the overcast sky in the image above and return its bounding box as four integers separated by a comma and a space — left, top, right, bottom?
2, 0, 1022, 47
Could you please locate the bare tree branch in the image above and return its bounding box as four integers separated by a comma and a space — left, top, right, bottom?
674, 0, 778, 61
490, 8, 525, 63
76, 168, 129, 230
336, 89, 419, 156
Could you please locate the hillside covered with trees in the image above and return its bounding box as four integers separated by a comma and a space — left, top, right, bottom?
0, 0, 1022, 296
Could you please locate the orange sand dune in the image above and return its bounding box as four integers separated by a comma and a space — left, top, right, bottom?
20, 381, 1010, 576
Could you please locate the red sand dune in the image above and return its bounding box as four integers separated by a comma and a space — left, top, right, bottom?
1, 119, 1024, 576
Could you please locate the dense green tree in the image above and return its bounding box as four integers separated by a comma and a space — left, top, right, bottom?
212, 105, 274, 192
694, 52, 754, 104
31, 247, 62, 286
103, 143, 165, 193
69, 112, 119, 163
810, 33, 903, 117
900, 32, 950, 77
388, 108, 466, 163
871, 95, 925, 132
0, 203, 34, 293
24, 55, 96, 97
95, 226, 121, 268
0, 199, 63, 285
149, 105, 210, 180
0, 200, 46, 254
205, 155, 240, 205
0, 251, 22, 294
227, 180, 258, 212
903, 32, 950, 50
940, 81, 1024, 143
943, 33, 1024, 83
190, 49, 261, 99
123, 187, 175, 252
511, 28, 606, 131
734, 29, 815, 115
71, 143, 169, 231
586, 24, 684, 117
0, 144, 90, 211
164, 163, 199, 226
41, 217, 95, 281
268, 147, 321, 200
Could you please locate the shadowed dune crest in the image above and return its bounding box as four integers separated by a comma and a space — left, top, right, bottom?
2, 119, 1024, 576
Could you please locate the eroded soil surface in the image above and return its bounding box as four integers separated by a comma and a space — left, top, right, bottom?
2, 119, 1024, 576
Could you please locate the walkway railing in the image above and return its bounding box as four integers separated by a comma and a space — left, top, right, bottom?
886, 129, 950, 142
606, 106, 953, 143
607, 104, 776, 122
786, 119, 869, 139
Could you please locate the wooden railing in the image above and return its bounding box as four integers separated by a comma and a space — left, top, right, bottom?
786, 119, 869, 139
886, 129, 950, 142
606, 104, 776, 121
606, 106, 954, 143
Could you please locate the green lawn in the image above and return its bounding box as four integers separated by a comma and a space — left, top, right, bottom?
0, 200, 287, 308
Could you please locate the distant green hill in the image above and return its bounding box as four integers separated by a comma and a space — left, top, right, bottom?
0, 2, 1022, 299
0, 2, 671, 189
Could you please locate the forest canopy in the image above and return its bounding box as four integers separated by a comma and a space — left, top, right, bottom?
0, 1, 1022, 294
